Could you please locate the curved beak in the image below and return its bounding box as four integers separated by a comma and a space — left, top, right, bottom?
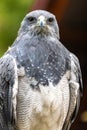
37, 16, 46, 28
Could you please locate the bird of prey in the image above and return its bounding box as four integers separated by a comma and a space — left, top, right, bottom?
0, 10, 83, 130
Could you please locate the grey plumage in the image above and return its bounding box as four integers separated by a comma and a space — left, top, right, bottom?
0, 10, 82, 130
0, 54, 17, 130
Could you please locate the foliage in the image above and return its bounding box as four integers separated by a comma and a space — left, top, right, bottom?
0, 0, 33, 57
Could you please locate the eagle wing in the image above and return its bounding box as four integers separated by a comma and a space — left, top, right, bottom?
0, 54, 18, 130
63, 53, 83, 130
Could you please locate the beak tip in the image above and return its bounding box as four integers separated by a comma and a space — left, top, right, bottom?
40, 21, 44, 27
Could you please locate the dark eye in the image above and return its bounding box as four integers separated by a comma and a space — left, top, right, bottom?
28, 16, 36, 22
48, 17, 54, 23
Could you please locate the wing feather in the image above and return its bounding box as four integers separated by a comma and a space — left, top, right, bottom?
0, 54, 18, 130
63, 53, 83, 130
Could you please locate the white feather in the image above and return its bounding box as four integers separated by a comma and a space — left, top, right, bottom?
16, 71, 70, 130
12, 59, 18, 121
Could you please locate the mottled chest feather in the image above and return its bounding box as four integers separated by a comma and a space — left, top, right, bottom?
10, 37, 70, 86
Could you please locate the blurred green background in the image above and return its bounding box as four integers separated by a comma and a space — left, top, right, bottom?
0, 0, 33, 57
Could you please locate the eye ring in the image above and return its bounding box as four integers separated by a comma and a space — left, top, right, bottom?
48, 17, 54, 23
27, 16, 36, 22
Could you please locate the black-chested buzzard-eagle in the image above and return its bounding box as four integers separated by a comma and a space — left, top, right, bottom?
0, 10, 83, 130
